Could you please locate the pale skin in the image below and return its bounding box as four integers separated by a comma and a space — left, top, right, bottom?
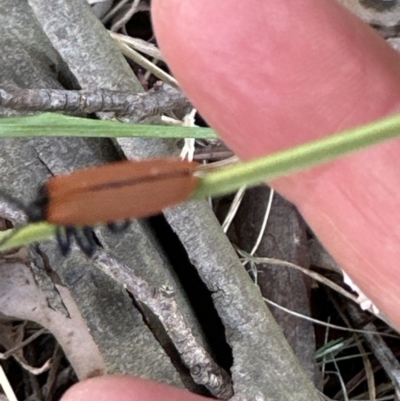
61, 0, 400, 400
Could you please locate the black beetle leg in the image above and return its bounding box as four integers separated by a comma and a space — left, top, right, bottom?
73, 226, 98, 257
56, 226, 74, 257
107, 220, 131, 233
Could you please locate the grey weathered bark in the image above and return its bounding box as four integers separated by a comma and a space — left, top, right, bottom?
0, 0, 186, 389
165, 201, 320, 400
26, 0, 219, 392
0, 85, 189, 121
0, 0, 323, 399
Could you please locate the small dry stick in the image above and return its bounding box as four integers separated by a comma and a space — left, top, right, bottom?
102, 0, 131, 24
93, 250, 233, 399
346, 302, 400, 399
0, 84, 189, 122
110, 0, 141, 32
0, 365, 17, 401
109, 32, 162, 60
116, 42, 178, 88
43, 345, 63, 401
0, 328, 47, 360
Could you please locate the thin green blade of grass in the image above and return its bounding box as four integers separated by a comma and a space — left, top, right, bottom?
0, 113, 217, 139
2, 112, 400, 253
194, 112, 400, 198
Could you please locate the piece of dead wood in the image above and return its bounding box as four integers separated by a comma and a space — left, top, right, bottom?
0, 0, 322, 399
0, 84, 188, 121
0, 259, 105, 379
223, 187, 322, 388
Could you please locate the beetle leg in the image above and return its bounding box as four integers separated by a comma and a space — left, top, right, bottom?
106, 220, 131, 233
56, 226, 74, 257
73, 226, 98, 257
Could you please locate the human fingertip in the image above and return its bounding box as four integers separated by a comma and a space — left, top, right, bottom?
61, 376, 210, 401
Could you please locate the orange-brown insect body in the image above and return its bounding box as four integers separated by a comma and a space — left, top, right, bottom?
44, 159, 199, 226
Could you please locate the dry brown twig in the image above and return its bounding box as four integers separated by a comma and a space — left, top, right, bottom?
93, 249, 234, 399
0, 84, 188, 121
